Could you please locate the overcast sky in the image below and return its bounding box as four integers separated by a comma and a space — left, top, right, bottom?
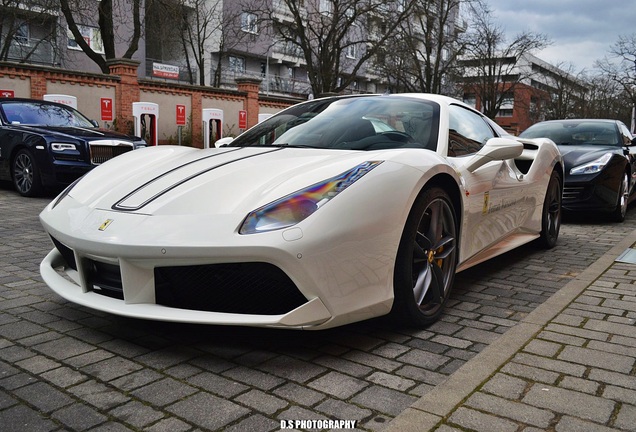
487, 0, 636, 72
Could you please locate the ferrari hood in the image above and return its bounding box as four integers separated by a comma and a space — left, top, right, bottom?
66, 145, 390, 216
557, 144, 623, 169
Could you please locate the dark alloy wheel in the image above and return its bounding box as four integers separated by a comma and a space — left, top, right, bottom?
538, 170, 562, 248
611, 172, 629, 223
12, 149, 43, 197
392, 187, 458, 327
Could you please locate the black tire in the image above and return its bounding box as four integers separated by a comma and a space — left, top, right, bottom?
12, 148, 43, 197
611, 172, 629, 223
392, 187, 458, 327
538, 170, 562, 248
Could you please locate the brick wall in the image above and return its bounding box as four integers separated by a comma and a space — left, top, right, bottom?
0, 60, 302, 148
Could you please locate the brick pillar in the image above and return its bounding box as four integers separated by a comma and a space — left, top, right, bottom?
31, 73, 47, 99
236, 77, 262, 129
107, 59, 140, 135
191, 91, 203, 148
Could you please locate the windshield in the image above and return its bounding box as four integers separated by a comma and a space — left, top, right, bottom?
520, 121, 620, 146
0, 101, 95, 128
229, 96, 440, 151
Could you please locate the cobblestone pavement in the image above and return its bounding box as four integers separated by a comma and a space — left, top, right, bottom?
1, 184, 635, 431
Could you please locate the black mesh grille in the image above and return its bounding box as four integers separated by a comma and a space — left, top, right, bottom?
154, 263, 307, 315
86, 259, 124, 300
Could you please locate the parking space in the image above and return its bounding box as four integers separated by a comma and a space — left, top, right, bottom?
1, 184, 635, 431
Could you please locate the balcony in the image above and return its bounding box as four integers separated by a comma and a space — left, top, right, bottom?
216, 68, 311, 97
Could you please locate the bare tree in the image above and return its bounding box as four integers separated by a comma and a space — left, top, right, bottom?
256, 0, 417, 96
376, 0, 470, 95
460, 2, 549, 119
540, 62, 587, 120
59, 0, 142, 74
0, 0, 59, 64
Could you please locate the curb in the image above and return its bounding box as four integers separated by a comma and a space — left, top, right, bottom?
384, 228, 636, 431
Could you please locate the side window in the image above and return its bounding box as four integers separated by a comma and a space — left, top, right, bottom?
448, 105, 496, 156
618, 122, 633, 145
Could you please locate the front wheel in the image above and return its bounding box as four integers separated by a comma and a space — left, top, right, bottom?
537, 170, 562, 248
611, 172, 629, 223
12, 149, 43, 197
391, 187, 458, 327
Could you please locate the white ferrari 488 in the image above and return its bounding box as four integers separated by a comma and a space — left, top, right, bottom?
40, 94, 563, 329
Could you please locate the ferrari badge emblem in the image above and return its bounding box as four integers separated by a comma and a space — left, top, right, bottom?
99, 219, 114, 231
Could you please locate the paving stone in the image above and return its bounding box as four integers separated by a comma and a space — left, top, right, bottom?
81, 356, 144, 381
224, 414, 280, 432
187, 371, 249, 397
466, 392, 554, 428
588, 368, 636, 390
0, 404, 57, 432
559, 376, 599, 394
68, 380, 130, 410
131, 377, 197, 407
308, 371, 368, 399
522, 384, 615, 423
109, 400, 164, 428
512, 352, 587, 377
235, 389, 288, 415
259, 355, 326, 383
272, 382, 325, 406
351, 385, 417, 416
523, 339, 562, 357
167, 392, 250, 430
602, 385, 636, 404
554, 415, 617, 432
13, 381, 73, 413
314, 354, 373, 377
368, 371, 416, 391
448, 406, 518, 432
557, 346, 634, 373
315, 397, 373, 421
144, 417, 192, 432
481, 373, 528, 400
614, 403, 636, 430
52, 403, 108, 431
223, 365, 285, 390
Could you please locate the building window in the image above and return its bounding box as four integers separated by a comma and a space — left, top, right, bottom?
320, 0, 332, 14
14, 21, 30, 45
345, 43, 357, 59
67, 25, 104, 54
229, 56, 245, 73
497, 93, 514, 117
241, 12, 258, 34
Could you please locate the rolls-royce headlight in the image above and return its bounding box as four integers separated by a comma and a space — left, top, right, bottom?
570, 153, 612, 175
51, 143, 77, 151
240, 161, 383, 234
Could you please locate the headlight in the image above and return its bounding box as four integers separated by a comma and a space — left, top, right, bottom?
240, 161, 383, 234
51, 143, 77, 151
570, 153, 612, 175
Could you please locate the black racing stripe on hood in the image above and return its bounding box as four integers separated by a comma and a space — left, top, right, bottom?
112, 147, 282, 212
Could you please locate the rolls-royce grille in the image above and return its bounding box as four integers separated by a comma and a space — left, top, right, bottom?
90, 144, 133, 165
155, 263, 307, 315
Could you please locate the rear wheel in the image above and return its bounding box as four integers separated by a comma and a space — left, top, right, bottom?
538, 170, 562, 248
12, 149, 43, 197
392, 187, 458, 327
611, 172, 629, 223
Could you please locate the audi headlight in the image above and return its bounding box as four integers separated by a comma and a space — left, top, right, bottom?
240, 161, 383, 234
570, 153, 612, 175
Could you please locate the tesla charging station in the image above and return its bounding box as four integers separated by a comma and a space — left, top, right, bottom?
133, 102, 159, 146
202, 108, 223, 148
43, 94, 78, 109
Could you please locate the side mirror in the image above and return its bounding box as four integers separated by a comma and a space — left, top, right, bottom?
214, 137, 234, 148
90, 119, 99, 128
464, 137, 524, 172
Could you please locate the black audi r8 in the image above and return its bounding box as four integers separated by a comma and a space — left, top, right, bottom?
0, 98, 146, 197
519, 119, 636, 222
